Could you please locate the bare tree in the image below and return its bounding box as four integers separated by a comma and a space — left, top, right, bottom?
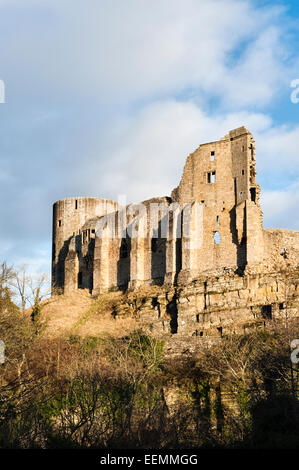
28, 272, 50, 305
10, 265, 50, 313
11, 264, 28, 313
0, 262, 14, 294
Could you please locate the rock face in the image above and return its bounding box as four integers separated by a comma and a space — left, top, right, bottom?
130, 268, 299, 353
51, 126, 299, 336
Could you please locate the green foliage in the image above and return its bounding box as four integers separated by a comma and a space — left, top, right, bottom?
127, 330, 164, 370
237, 385, 251, 415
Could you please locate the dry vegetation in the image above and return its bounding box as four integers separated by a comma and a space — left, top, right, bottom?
39, 290, 136, 338
0, 264, 299, 449
31, 285, 165, 339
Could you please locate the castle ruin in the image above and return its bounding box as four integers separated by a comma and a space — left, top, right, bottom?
52, 127, 299, 340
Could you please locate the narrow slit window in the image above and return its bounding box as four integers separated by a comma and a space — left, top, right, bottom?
211, 171, 216, 183
211, 151, 215, 161
58, 219, 62, 227
216, 215, 219, 226
75, 199, 78, 209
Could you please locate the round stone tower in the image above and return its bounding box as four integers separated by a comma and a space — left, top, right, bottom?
52, 197, 118, 292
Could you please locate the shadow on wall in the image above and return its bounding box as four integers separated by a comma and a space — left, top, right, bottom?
77, 237, 95, 293
54, 238, 71, 291
151, 215, 167, 285
151, 210, 183, 287
229, 206, 247, 275
117, 232, 131, 291
54, 235, 96, 293
174, 217, 182, 286
116, 209, 184, 291
166, 291, 178, 334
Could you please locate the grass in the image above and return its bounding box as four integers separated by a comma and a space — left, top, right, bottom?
35, 285, 166, 340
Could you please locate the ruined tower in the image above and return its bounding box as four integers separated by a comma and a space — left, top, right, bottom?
52, 197, 119, 292
171, 126, 264, 282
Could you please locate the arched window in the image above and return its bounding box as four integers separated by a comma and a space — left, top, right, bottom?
214, 231, 221, 245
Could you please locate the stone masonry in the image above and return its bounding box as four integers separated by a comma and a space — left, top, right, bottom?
52, 127, 299, 337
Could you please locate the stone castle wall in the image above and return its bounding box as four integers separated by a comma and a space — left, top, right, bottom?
51, 126, 299, 334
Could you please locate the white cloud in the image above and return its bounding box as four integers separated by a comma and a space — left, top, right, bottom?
87, 100, 271, 202
255, 124, 299, 175
0, 0, 290, 108
261, 180, 299, 230
221, 26, 289, 107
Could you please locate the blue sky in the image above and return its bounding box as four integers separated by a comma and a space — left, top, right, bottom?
0, 0, 298, 276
